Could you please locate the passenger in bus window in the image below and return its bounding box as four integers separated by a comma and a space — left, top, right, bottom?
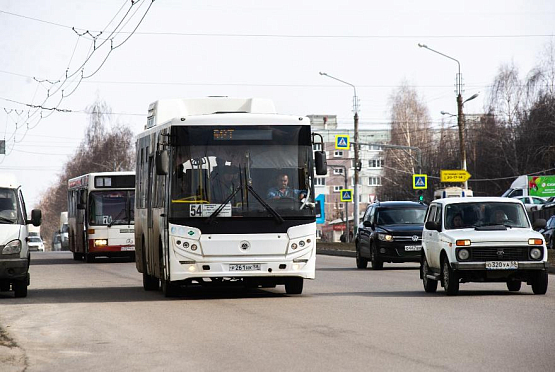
266, 173, 306, 200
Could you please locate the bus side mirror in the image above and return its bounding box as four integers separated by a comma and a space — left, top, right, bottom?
315, 151, 327, 175
533, 218, 546, 230
156, 150, 169, 175
29, 209, 42, 227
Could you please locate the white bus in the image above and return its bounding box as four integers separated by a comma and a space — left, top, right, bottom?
135, 97, 326, 296
67, 172, 135, 262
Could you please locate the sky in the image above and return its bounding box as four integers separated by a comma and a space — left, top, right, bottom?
0, 0, 554, 209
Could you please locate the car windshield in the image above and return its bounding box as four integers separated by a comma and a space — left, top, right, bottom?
28, 237, 42, 243
0, 188, 18, 224
445, 201, 529, 229
88, 190, 135, 226
376, 208, 426, 224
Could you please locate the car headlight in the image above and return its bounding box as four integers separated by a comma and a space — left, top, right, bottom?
530, 247, 542, 260
378, 233, 393, 242
457, 248, 470, 260
2, 239, 21, 255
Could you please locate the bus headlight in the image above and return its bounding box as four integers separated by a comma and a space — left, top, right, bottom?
530, 247, 542, 260
2, 240, 21, 255
94, 239, 108, 247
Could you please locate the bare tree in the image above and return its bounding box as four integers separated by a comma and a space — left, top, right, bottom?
381, 82, 433, 200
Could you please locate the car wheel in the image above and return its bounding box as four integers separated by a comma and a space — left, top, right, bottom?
355, 243, 368, 269
531, 270, 548, 295
370, 243, 383, 270
13, 274, 29, 298
506, 280, 521, 292
442, 257, 459, 296
285, 277, 303, 295
422, 256, 438, 293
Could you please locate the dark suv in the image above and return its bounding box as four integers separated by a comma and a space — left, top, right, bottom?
355, 201, 427, 269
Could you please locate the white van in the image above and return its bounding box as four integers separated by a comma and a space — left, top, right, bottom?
0, 174, 41, 298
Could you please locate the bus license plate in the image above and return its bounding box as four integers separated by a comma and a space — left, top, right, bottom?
229, 264, 261, 271
405, 245, 422, 251
121, 246, 135, 251
485, 261, 518, 270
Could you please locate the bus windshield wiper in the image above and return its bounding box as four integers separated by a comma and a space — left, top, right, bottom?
108, 208, 128, 227
205, 186, 242, 224
246, 185, 284, 224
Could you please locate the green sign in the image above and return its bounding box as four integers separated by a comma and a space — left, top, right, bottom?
528, 176, 555, 197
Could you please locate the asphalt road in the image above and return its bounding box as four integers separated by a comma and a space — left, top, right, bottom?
1, 252, 554, 372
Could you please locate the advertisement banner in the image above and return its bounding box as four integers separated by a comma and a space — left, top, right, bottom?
528, 176, 555, 197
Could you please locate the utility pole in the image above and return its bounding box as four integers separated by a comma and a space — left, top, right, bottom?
457, 93, 468, 189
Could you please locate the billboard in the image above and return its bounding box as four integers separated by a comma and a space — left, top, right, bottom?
528, 176, 555, 197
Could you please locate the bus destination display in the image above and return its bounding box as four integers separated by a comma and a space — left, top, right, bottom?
213, 129, 272, 141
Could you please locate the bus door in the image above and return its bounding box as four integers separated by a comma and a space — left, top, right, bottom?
76, 189, 87, 254
146, 156, 157, 276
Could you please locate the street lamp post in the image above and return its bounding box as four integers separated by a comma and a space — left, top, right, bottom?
319, 72, 360, 231
418, 44, 477, 190
328, 164, 349, 242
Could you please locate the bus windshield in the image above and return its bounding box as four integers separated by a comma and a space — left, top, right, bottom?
170, 125, 315, 219
88, 190, 135, 226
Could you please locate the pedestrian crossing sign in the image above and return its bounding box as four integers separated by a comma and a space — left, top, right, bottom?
340, 189, 353, 202
335, 135, 350, 150
413, 174, 427, 190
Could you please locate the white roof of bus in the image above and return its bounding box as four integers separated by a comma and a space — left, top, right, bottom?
0, 173, 19, 189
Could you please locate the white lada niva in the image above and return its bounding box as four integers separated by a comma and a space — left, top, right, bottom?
421, 197, 548, 295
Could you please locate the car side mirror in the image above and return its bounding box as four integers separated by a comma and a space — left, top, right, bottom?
29, 209, 42, 227
314, 151, 327, 175
363, 220, 372, 227
533, 218, 546, 230
425, 221, 439, 231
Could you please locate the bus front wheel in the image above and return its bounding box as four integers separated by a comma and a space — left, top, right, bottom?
285, 277, 303, 295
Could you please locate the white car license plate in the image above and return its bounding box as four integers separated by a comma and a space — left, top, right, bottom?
229, 264, 261, 271
485, 261, 518, 270
405, 245, 422, 251
121, 246, 135, 251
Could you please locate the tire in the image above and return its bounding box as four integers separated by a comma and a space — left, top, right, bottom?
507, 280, 521, 292
161, 278, 179, 297
370, 243, 383, 270
13, 274, 28, 298
0, 281, 10, 292
85, 253, 95, 263
142, 241, 159, 291
422, 256, 438, 293
72, 252, 82, 261
355, 244, 368, 269
285, 277, 303, 295
531, 270, 548, 295
442, 257, 459, 296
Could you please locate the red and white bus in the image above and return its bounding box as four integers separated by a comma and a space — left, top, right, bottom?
67, 172, 135, 262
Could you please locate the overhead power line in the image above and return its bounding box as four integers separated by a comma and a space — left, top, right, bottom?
1, 11, 552, 39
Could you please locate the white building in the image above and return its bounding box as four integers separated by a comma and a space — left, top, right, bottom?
308, 115, 390, 241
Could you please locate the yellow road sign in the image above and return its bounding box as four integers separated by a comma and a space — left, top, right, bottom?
413, 174, 427, 189
440, 170, 471, 183
335, 135, 350, 150
340, 189, 353, 202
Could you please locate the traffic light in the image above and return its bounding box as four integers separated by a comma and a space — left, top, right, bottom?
417, 190, 424, 202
